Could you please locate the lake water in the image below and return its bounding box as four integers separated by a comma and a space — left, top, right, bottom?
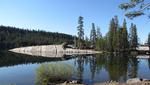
0, 51, 150, 85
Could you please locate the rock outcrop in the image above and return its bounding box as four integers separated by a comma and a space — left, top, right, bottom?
9, 45, 100, 58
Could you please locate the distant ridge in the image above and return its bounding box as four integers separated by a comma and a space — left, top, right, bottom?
0, 25, 74, 50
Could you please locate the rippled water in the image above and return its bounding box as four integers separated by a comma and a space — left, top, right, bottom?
0, 51, 150, 85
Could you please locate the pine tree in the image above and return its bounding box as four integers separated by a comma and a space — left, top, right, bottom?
96, 27, 103, 50
130, 23, 138, 49
96, 27, 102, 39
129, 23, 133, 47
116, 27, 123, 51
108, 18, 115, 52
90, 23, 97, 48
77, 16, 84, 49
122, 19, 129, 50
113, 16, 119, 52
108, 16, 118, 52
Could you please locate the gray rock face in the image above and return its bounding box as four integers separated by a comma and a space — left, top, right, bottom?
9, 45, 100, 58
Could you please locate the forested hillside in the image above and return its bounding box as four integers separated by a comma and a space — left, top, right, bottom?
0, 26, 74, 50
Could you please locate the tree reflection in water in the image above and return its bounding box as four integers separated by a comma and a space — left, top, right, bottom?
75, 55, 86, 82
106, 53, 128, 81
74, 53, 140, 82
148, 57, 150, 69
0, 51, 146, 84
128, 56, 139, 78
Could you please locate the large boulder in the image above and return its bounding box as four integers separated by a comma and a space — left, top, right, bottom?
126, 78, 143, 84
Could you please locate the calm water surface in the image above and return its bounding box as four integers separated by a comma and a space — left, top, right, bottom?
0, 51, 150, 85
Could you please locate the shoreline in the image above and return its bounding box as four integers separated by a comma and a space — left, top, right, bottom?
57, 78, 150, 85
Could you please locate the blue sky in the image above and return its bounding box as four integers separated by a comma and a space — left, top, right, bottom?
0, 0, 149, 43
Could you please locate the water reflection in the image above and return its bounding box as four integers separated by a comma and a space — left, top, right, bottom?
76, 55, 85, 82
0, 51, 150, 85
0, 51, 73, 67
149, 58, 150, 69
72, 53, 144, 83
128, 57, 139, 78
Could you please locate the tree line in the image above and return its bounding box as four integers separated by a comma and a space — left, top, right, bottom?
76, 16, 141, 52
0, 26, 74, 50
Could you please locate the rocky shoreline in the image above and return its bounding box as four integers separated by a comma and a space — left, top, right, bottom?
57, 78, 150, 85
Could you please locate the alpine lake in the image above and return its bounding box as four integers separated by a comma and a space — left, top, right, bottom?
0, 51, 150, 85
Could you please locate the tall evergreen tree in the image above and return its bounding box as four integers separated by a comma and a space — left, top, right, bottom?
116, 27, 123, 51
122, 19, 129, 50
96, 27, 102, 39
90, 23, 97, 48
96, 27, 103, 50
108, 18, 115, 52
113, 16, 119, 52
77, 16, 84, 49
108, 16, 118, 52
129, 23, 133, 47
130, 23, 138, 49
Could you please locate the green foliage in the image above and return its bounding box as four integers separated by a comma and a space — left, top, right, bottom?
85, 36, 91, 48
35, 63, 74, 85
119, 0, 150, 19
107, 16, 118, 52
0, 26, 74, 50
103, 16, 129, 52
77, 16, 84, 49
122, 19, 129, 50
129, 23, 138, 49
90, 23, 97, 48
95, 27, 104, 51
81, 16, 137, 52
96, 27, 102, 39
112, 16, 119, 52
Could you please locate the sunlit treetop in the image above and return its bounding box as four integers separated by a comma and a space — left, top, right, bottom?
119, 0, 150, 19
